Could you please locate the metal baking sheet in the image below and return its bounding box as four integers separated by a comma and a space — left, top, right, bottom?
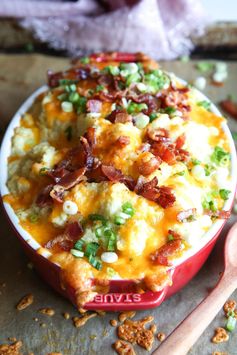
0, 55, 237, 355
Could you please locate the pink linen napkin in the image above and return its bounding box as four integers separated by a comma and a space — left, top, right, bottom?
0, 0, 208, 59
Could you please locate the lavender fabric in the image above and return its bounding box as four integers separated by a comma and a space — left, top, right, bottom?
0, 0, 208, 59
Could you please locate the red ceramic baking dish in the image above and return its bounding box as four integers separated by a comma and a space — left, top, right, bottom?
1, 53, 237, 311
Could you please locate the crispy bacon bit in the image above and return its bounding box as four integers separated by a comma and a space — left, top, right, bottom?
80, 136, 94, 169
114, 112, 133, 124
177, 208, 196, 222
84, 127, 96, 148
147, 127, 170, 142
150, 239, 182, 266
102, 165, 124, 181
139, 143, 151, 152
129, 94, 160, 114
86, 99, 102, 113
107, 110, 132, 124
47, 68, 89, 88
204, 209, 231, 219
45, 221, 83, 251
135, 177, 176, 208
168, 229, 182, 240
156, 186, 176, 209
58, 167, 87, 190
220, 99, 237, 120
101, 165, 135, 190
175, 133, 186, 149
151, 142, 176, 165
137, 155, 161, 176
116, 136, 130, 147
161, 87, 190, 118
35, 184, 53, 207
50, 185, 65, 203
98, 74, 113, 86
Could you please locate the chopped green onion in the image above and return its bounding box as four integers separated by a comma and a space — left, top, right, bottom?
103, 65, 120, 76
80, 57, 90, 64
167, 234, 174, 241
219, 189, 231, 201
164, 106, 176, 115
39, 167, 49, 176
196, 61, 214, 73
95, 85, 105, 92
226, 315, 236, 332
57, 93, 68, 101
202, 197, 217, 212
122, 202, 135, 217
89, 214, 108, 225
64, 126, 73, 141
95, 226, 104, 238
211, 146, 230, 167
71, 249, 84, 258
84, 242, 100, 258
28, 213, 39, 223
149, 112, 157, 122
75, 96, 87, 114
61, 101, 73, 113
114, 216, 126, 225
88, 255, 102, 270
175, 171, 185, 176
126, 73, 141, 87
68, 92, 80, 103
192, 158, 201, 166
197, 100, 211, 111
59, 79, 78, 86
127, 102, 148, 114
65, 84, 77, 93
204, 164, 214, 176
74, 239, 85, 251
227, 310, 235, 317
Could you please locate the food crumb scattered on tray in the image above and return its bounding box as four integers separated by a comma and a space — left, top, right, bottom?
157, 332, 166, 342
73, 313, 97, 328
113, 340, 136, 355
117, 316, 155, 351
110, 319, 118, 327
16, 294, 34, 311
118, 311, 136, 323
39, 308, 55, 316
0, 340, 23, 355
212, 327, 229, 343
62, 312, 70, 320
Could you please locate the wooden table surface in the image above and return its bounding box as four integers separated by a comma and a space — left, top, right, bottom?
0, 54, 237, 355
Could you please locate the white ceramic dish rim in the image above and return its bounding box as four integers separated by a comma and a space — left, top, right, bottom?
0, 83, 237, 267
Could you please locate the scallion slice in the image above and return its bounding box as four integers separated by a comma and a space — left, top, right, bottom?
114, 216, 126, 225
88, 255, 102, 270
61, 101, 73, 113
84, 242, 100, 258
71, 249, 84, 258
122, 202, 135, 217
219, 189, 231, 201
89, 214, 108, 225
74, 239, 85, 251
226, 315, 236, 332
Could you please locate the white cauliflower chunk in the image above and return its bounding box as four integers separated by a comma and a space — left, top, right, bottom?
12, 127, 36, 156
